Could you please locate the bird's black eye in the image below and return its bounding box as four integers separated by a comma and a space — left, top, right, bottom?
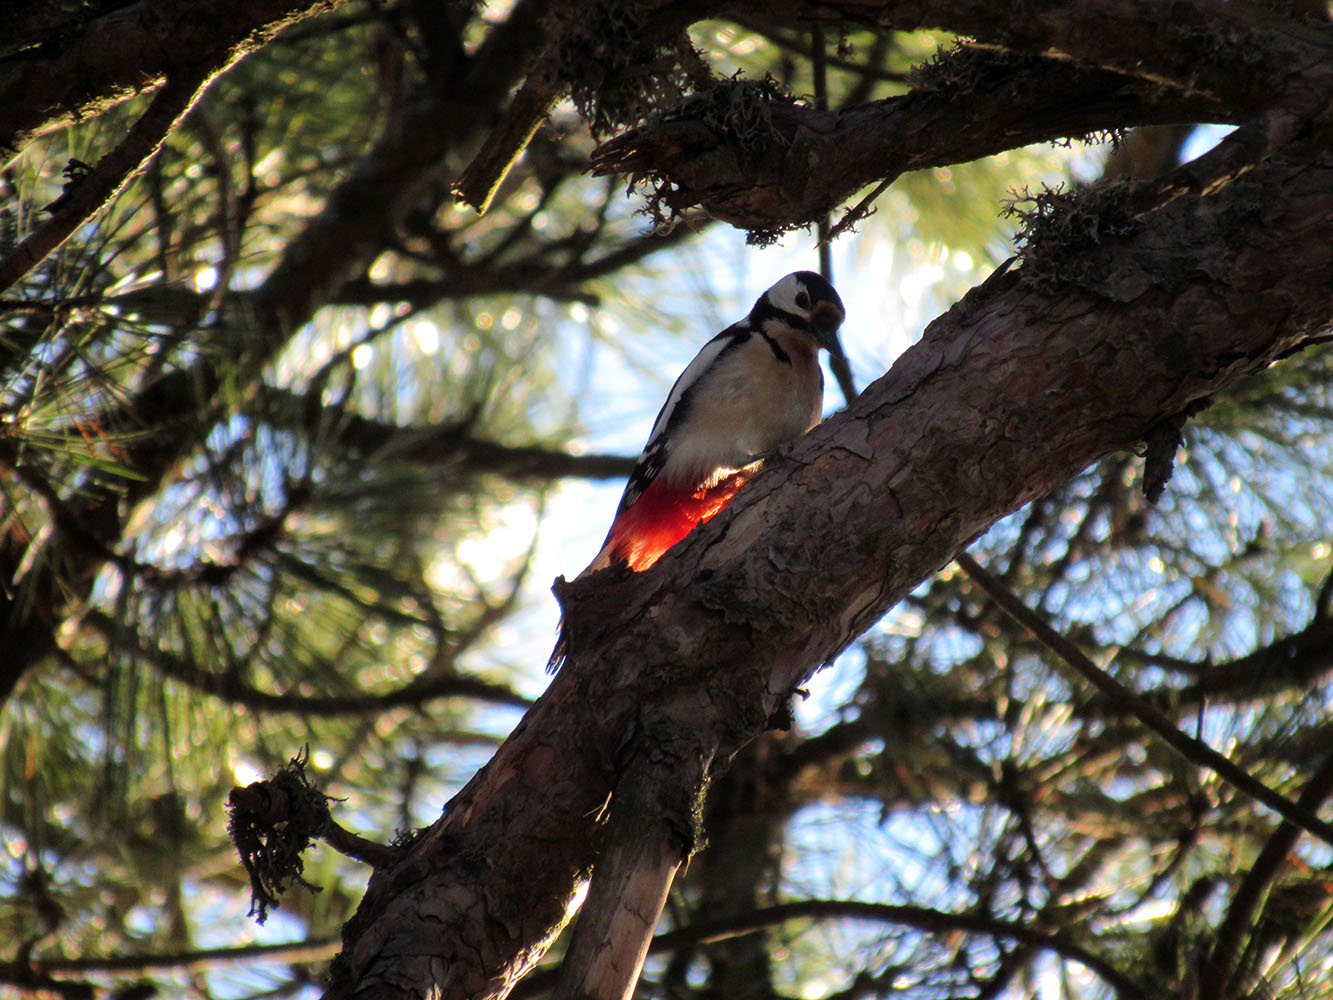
795, 290, 811, 309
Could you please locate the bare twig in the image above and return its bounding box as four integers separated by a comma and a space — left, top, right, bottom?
80, 609, 534, 712
825, 176, 891, 242
322, 815, 401, 868
452, 71, 562, 214
31, 936, 340, 974
812, 22, 858, 407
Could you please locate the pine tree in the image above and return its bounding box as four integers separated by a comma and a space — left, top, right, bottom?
2, 3, 1332, 1000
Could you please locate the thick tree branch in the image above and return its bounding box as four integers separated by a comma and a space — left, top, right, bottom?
585, 1, 1332, 232
325, 112, 1333, 999
739, 0, 1332, 112
0, 0, 349, 162
591, 53, 1233, 231
550, 726, 707, 1000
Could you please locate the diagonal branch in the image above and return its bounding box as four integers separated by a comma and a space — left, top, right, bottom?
591, 53, 1233, 231
0, 0, 353, 161
326, 117, 1333, 999
513, 899, 1147, 999
1199, 751, 1333, 997
0, 69, 212, 291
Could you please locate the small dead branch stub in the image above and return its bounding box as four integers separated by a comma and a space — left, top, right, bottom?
227, 749, 330, 923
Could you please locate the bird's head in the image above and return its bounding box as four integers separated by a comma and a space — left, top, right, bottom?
757, 270, 846, 357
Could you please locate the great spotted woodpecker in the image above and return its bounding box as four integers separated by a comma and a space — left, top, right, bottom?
580, 270, 846, 576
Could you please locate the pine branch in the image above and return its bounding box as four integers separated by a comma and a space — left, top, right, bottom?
250, 390, 635, 481
30, 936, 340, 975
1199, 751, 1333, 997
0, 69, 213, 291
513, 899, 1147, 1000
0, 0, 355, 161
590, 53, 1233, 233
80, 610, 533, 712
954, 551, 1333, 848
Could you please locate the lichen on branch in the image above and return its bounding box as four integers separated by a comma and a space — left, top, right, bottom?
590, 73, 812, 239
227, 749, 330, 923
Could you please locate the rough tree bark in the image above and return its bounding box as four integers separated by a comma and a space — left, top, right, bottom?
309, 3, 1333, 995
320, 2, 1333, 997
326, 111, 1333, 1000
6, 0, 1331, 996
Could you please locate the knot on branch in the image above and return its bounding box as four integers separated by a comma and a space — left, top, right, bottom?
1140, 398, 1213, 503
549, 566, 635, 672
227, 748, 328, 923
43, 158, 94, 214
590, 74, 820, 240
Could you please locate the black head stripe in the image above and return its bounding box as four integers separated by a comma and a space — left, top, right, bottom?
749, 296, 808, 333
791, 271, 843, 312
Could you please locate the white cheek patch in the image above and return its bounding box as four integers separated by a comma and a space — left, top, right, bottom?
763, 273, 803, 315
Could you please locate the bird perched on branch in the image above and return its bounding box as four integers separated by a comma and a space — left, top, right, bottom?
580, 270, 846, 576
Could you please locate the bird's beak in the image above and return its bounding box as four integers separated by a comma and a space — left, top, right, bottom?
810, 302, 846, 359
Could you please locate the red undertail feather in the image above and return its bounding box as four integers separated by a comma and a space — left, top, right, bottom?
601, 472, 751, 571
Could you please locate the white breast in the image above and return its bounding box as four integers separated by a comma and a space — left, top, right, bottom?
662, 330, 823, 489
